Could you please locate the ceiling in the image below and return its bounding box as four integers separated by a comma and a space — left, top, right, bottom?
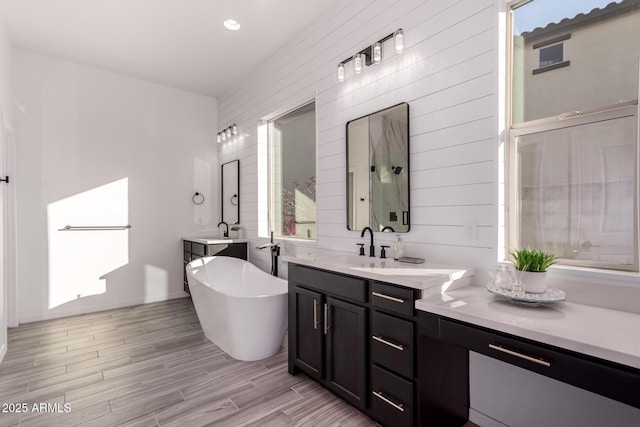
0, 0, 339, 98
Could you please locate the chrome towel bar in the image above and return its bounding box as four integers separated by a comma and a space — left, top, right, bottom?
58, 225, 132, 231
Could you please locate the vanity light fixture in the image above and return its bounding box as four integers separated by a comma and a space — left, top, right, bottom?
336, 28, 404, 82
353, 53, 364, 74
372, 42, 382, 64
394, 29, 404, 53
217, 124, 238, 143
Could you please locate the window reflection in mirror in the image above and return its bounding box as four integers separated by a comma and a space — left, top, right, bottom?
221, 159, 239, 225
347, 103, 409, 232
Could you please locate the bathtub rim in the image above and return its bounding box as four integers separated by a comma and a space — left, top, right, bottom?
186, 256, 287, 299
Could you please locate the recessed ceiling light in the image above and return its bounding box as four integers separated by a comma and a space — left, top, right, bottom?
224, 19, 240, 31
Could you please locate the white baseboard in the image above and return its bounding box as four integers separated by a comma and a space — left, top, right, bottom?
18, 291, 189, 324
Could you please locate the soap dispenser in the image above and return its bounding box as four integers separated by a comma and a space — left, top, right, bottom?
393, 235, 404, 260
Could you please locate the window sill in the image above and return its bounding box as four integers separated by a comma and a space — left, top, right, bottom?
549, 264, 640, 287
532, 60, 570, 74
545, 265, 640, 314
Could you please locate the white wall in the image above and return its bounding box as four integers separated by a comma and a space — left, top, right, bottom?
215, 0, 639, 425
0, 17, 12, 364
14, 49, 218, 323
219, 0, 499, 274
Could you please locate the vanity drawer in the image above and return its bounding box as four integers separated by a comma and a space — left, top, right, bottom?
371, 311, 413, 378
371, 282, 415, 317
289, 264, 367, 303
440, 318, 640, 409
371, 364, 414, 427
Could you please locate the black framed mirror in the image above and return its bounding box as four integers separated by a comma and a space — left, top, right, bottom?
346, 102, 409, 232
221, 159, 239, 225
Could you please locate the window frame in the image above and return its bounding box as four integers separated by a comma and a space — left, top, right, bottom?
264, 100, 317, 241
505, 0, 640, 272
507, 102, 639, 271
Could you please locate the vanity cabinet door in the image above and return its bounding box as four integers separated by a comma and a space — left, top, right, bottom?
290, 286, 324, 381
326, 296, 367, 411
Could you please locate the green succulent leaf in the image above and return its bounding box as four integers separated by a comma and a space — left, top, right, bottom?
510, 247, 557, 272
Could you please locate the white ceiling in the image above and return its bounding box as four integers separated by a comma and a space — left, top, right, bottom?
0, 0, 339, 98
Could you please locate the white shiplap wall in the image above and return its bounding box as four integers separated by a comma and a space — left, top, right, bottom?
218, 0, 500, 274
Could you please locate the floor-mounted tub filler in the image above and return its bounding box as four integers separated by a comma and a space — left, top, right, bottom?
186, 256, 288, 361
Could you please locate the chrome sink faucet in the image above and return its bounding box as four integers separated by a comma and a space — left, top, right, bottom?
217, 221, 229, 238
361, 226, 375, 257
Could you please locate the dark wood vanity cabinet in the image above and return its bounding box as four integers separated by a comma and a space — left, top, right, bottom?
289, 264, 640, 426
288, 264, 419, 426
182, 240, 247, 294
369, 281, 420, 427
288, 264, 368, 410
417, 311, 640, 426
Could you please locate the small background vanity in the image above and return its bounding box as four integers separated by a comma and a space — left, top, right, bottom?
284, 252, 640, 427
182, 237, 247, 294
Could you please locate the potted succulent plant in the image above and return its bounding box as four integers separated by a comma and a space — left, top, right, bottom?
510, 247, 557, 293
230, 225, 241, 239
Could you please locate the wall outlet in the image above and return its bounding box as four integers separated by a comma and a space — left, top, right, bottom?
462, 219, 478, 241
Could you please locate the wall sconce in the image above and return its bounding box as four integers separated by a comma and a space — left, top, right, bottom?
394, 29, 404, 53
337, 28, 404, 82
217, 123, 238, 143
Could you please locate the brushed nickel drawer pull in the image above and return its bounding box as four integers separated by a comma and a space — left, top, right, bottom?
372, 391, 405, 412
372, 291, 404, 304
372, 335, 404, 351
324, 303, 329, 335
313, 299, 318, 330
489, 344, 551, 367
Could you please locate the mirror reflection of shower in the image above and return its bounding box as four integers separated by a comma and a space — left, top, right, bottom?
347, 102, 410, 232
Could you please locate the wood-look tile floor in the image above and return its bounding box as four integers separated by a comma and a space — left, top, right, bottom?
0, 298, 378, 427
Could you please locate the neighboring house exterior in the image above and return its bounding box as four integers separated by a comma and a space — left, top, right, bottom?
513, 0, 640, 123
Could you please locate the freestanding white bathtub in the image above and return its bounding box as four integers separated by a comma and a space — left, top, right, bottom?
186, 256, 288, 361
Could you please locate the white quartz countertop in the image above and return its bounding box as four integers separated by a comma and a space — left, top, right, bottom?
182, 236, 248, 245
282, 251, 474, 290
416, 285, 640, 370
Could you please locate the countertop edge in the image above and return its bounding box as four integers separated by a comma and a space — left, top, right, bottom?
182, 236, 248, 245
415, 287, 640, 371
282, 253, 474, 291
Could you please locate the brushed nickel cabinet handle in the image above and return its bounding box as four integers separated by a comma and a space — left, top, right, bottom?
372, 291, 404, 304
313, 299, 318, 330
372, 335, 404, 351
489, 344, 551, 367
324, 303, 329, 335
372, 391, 405, 412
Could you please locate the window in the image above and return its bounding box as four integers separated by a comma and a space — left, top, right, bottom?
266, 101, 316, 240
508, 0, 639, 271
538, 43, 563, 67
